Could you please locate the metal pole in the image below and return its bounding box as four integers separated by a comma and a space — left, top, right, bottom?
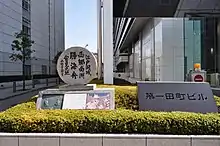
48, 0, 51, 75
97, 0, 103, 80
214, 17, 217, 73
13, 81, 16, 93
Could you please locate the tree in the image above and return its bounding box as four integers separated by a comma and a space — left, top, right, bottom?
10, 31, 35, 91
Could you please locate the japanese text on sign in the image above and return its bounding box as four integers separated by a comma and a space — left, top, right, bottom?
60, 60, 64, 76
145, 92, 208, 101
78, 51, 85, 79
86, 55, 91, 76
60, 50, 92, 80
64, 55, 70, 75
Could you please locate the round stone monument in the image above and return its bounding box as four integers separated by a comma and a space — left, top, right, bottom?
57, 46, 97, 85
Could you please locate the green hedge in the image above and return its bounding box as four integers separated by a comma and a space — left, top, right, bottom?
0, 102, 220, 134
214, 96, 220, 106
1, 84, 220, 134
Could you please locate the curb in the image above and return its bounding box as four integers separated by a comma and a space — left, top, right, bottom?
0, 84, 58, 101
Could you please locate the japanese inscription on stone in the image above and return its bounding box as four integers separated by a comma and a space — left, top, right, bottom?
57, 47, 97, 85
137, 82, 218, 113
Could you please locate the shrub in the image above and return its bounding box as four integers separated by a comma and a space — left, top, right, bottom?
1, 84, 220, 134
89, 79, 104, 84
214, 96, 220, 106
1, 102, 220, 134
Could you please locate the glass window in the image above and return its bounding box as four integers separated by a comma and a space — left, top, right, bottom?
22, 25, 31, 36
22, 17, 30, 25
22, 0, 30, 11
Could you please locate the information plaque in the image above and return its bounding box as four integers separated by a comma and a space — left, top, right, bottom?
137, 81, 218, 113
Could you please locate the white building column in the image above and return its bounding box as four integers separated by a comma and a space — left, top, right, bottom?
103, 0, 113, 84
97, 0, 102, 80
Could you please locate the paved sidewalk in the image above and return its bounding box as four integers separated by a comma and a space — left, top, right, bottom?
0, 82, 58, 100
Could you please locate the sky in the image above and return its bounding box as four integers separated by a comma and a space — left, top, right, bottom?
65, 0, 97, 53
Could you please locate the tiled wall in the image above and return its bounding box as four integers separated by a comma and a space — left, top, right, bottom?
0, 134, 219, 146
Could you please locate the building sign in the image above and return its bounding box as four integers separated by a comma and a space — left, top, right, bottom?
137, 82, 218, 113
57, 46, 97, 85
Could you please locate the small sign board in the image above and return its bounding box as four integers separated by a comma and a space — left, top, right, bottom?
194, 74, 203, 82
137, 81, 218, 113
36, 88, 115, 110
191, 71, 206, 82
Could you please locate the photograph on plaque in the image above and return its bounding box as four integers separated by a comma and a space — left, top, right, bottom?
41, 94, 64, 109
85, 93, 110, 110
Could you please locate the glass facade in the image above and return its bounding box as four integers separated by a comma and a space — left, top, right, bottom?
184, 18, 202, 75
184, 17, 220, 75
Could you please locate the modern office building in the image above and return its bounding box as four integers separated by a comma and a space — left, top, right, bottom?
0, 0, 65, 79
112, 0, 220, 82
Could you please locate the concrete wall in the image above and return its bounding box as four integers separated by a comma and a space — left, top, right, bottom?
0, 133, 219, 146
